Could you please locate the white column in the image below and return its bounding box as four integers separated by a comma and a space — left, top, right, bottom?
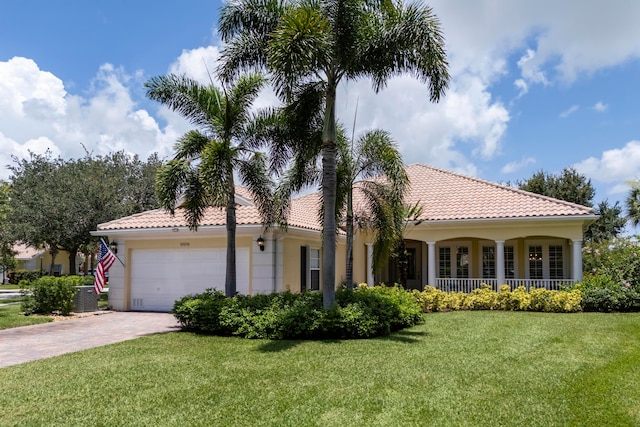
427, 242, 436, 288
495, 240, 505, 289
366, 243, 374, 286
572, 240, 583, 282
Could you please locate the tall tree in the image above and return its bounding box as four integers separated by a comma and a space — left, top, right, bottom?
9, 151, 162, 275
219, 0, 449, 307
626, 180, 640, 228
518, 167, 595, 207
146, 73, 275, 297
9, 153, 67, 274
0, 182, 16, 283
584, 199, 626, 243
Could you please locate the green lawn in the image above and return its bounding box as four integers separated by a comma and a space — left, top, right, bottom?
0, 311, 638, 426
0, 304, 52, 330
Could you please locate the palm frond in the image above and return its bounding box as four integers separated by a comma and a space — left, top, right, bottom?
145, 74, 225, 131
352, 1, 449, 101
174, 131, 211, 161
238, 152, 279, 227
154, 159, 193, 214
225, 73, 268, 140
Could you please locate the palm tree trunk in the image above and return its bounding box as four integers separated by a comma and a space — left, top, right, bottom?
225, 174, 237, 297
345, 189, 354, 291
321, 81, 338, 308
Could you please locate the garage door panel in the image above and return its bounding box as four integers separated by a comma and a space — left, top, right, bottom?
130, 248, 249, 312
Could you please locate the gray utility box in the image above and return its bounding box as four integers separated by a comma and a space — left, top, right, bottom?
73, 286, 99, 312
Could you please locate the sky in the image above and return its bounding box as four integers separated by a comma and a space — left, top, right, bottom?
1, 0, 640, 217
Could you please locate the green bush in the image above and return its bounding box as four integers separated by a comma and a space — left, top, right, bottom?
575, 273, 640, 312
21, 276, 82, 316
172, 285, 424, 340
583, 237, 640, 289
9, 270, 43, 285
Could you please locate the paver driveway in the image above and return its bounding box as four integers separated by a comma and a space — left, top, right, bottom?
0, 312, 180, 368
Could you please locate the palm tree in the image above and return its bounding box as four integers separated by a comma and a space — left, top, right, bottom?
627, 180, 640, 228
218, 0, 449, 307
145, 73, 274, 297
341, 130, 407, 290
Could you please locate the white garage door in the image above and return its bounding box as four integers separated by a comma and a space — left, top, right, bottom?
130, 248, 250, 312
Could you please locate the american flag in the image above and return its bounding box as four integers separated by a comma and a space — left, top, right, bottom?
94, 238, 116, 294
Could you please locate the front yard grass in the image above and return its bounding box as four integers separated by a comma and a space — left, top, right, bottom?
0, 304, 52, 330
0, 311, 638, 426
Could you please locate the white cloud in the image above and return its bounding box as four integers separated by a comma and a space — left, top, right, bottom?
501, 157, 536, 174
559, 105, 579, 118
431, 0, 640, 91
574, 141, 640, 194
168, 46, 223, 85
0, 57, 182, 179
593, 101, 608, 112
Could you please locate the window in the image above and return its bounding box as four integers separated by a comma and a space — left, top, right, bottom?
300, 247, 321, 291
309, 248, 320, 290
456, 247, 469, 278
482, 246, 496, 279
439, 247, 451, 278
528, 245, 543, 280
504, 246, 515, 279
526, 242, 566, 280
549, 245, 564, 279
438, 244, 470, 278
482, 245, 516, 279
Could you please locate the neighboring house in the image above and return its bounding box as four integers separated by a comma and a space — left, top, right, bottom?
95, 164, 597, 312
13, 243, 82, 276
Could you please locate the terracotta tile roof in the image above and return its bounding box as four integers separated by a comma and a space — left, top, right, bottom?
98, 186, 324, 231
97, 164, 595, 232
390, 164, 595, 221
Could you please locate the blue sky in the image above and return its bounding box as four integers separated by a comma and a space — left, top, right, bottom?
1, 0, 640, 216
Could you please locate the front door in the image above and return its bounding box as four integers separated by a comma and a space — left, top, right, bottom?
404, 241, 423, 290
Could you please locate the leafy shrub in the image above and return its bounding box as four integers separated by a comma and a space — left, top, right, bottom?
172, 285, 424, 340
21, 276, 82, 315
413, 285, 582, 313
10, 270, 43, 286
583, 237, 640, 289
172, 289, 228, 333
464, 284, 498, 310
575, 273, 640, 312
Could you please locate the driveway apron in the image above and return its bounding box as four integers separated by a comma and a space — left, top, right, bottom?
0, 312, 180, 368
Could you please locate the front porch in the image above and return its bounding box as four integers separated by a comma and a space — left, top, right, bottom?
368, 236, 583, 292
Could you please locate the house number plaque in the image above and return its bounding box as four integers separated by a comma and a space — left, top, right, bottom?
180, 242, 190, 247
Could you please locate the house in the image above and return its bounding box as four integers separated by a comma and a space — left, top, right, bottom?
12, 243, 82, 276
95, 164, 597, 312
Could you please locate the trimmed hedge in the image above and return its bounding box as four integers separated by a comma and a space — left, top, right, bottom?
173, 285, 424, 339
413, 284, 583, 313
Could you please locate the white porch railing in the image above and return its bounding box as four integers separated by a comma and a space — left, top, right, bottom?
505, 279, 576, 291
435, 278, 576, 293
436, 278, 497, 293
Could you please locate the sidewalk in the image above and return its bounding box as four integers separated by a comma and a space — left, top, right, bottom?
0, 312, 180, 368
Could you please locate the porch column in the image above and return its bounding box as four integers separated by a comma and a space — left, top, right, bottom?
495, 240, 505, 288
572, 239, 583, 282
366, 243, 374, 286
427, 242, 436, 287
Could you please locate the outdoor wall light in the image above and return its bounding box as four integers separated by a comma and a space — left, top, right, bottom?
109, 241, 118, 254
256, 237, 265, 252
